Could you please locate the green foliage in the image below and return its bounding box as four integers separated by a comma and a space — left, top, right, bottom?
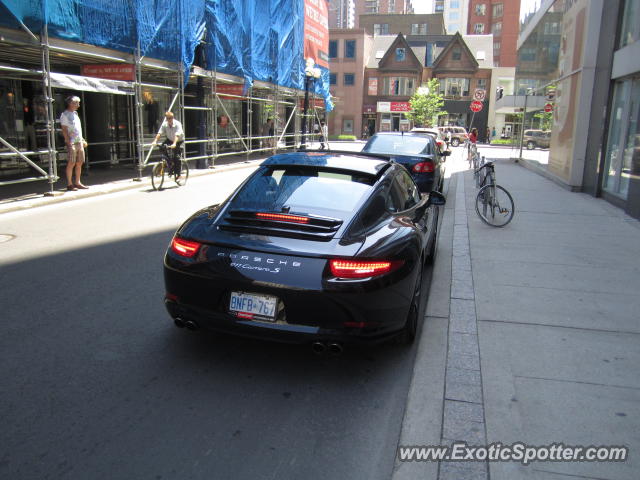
406, 78, 447, 127
490, 139, 517, 145
534, 111, 553, 131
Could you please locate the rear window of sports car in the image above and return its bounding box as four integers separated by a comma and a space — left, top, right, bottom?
230, 167, 375, 216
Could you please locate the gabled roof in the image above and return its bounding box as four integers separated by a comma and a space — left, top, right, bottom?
432, 32, 479, 70
376, 33, 424, 68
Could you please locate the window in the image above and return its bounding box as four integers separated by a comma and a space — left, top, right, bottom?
343, 73, 355, 86
374, 23, 389, 35
329, 40, 338, 59
396, 48, 406, 61
543, 22, 561, 35
344, 40, 356, 59
473, 23, 485, 34
519, 48, 536, 62
448, 23, 459, 33
475, 4, 486, 15
365, 0, 379, 13
449, 11, 459, 20
620, 0, 640, 47
452, 46, 461, 60
441, 78, 470, 97
387, 170, 421, 212
493, 41, 501, 56
492, 3, 503, 17
476, 78, 487, 90
450, 0, 460, 8
388, 0, 395, 12
383, 77, 415, 96
476, 50, 485, 61
411, 23, 427, 35
329, 73, 337, 85
492, 22, 502, 36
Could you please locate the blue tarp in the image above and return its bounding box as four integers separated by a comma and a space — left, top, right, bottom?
0, 0, 332, 110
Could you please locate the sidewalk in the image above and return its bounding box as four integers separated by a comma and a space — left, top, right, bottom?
0, 153, 268, 215
395, 149, 640, 480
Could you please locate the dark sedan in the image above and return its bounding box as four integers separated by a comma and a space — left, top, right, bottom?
362, 132, 449, 193
163, 152, 445, 351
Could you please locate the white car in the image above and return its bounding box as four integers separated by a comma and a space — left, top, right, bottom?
410, 127, 450, 155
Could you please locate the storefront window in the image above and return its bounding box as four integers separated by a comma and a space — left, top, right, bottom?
619, 0, 640, 48
603, 77, 640, 198
441, 78, 470, 97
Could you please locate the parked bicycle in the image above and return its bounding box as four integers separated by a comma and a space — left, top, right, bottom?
474, 161, 515, 227
151, 144, 189, 191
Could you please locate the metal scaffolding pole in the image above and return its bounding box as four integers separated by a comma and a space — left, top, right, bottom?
40, 24, 58, 196
133, 40, 145, 181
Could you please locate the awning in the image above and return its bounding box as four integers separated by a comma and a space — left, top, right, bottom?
49, 72, 134, 95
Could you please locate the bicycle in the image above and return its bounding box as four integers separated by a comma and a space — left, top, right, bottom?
474, 161, 515, 227
151, 144, 189, 191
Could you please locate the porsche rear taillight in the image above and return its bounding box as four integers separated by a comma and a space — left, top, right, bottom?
171, 237, 201, 258
329, 259, 404, 279
255, 212, 309, 224
412, 161, 435, 173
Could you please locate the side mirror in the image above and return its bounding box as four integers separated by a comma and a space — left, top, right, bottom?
441, 150, 451, 157
426, 191, 446, 207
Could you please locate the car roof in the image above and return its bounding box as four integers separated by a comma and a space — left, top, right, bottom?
262, 152, 390, 176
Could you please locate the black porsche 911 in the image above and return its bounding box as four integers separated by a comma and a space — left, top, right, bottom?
163, 151, 445, 351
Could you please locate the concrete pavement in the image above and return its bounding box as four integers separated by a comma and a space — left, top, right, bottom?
394, 147, 640, 479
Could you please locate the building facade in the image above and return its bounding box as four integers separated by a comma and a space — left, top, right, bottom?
442, 0, 470, 34
329, 0, 356, 29
509, 0, 640, 219
354, 0, 414, 24
358, 13, 445, 36
467, 0, 520, 67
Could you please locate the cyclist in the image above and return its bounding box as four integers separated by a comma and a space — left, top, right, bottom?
152, 111, 184, 176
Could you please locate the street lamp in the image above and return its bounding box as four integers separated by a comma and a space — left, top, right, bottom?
301, 58, 321, 149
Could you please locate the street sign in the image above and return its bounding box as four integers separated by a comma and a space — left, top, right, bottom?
473, 88, 486, 101
544, 103, 553, 113
470, 100, 483, 112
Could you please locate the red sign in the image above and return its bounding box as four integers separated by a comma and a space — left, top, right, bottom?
215, 84, 245, 99
304, 0, 329, 68
298, 98, 325, 109
390, 102, 411, 112
544, 103, 553, 112
81, 64, 134, 82
470, 100, 483, 112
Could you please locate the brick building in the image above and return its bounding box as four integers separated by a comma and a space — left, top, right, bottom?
467, 0, 520, 67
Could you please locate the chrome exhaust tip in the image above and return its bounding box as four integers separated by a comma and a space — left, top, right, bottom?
327, 342, 344, 356
311, 342, 326, 355
184, 320, 198, 331
174, 317, 186, 328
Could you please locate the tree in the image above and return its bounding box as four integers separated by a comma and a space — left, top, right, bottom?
406, 78, 447, 127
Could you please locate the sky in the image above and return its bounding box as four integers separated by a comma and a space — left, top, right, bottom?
412, 0, 433, 14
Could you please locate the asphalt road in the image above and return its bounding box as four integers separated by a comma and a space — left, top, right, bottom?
0, 164, 432, 480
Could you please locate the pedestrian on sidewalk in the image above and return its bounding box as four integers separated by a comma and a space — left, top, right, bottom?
60, 95, 89, 191
469, 128, 478, 144
152, 111, 184, 176
319, 121, 328, 150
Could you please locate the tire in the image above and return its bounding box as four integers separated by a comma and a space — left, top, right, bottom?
397, 262, 423, 345
174, 159, 189, 186
475, 184, 515, 227
451, 138, 460, 147
526, 141, 535, 150
151, 162, 165, 190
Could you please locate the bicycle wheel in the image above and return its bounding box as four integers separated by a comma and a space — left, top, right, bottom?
174, 159, 189, 186
151, 161, 165, 190
475, 184, 515, 227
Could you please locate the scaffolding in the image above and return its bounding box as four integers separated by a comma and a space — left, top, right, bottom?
0, 29, 323, 192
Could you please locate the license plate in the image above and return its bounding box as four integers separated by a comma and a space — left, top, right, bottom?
229, 291, 278, 322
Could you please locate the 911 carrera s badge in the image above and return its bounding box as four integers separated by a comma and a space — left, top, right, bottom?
217, 252, 301, 274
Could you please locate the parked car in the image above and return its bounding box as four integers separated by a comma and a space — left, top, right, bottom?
410, 127, 451, 155
164, 152, 446, 348
438, 126, 469, 147
523, 129, 551, 150
362, 131, 449, 193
